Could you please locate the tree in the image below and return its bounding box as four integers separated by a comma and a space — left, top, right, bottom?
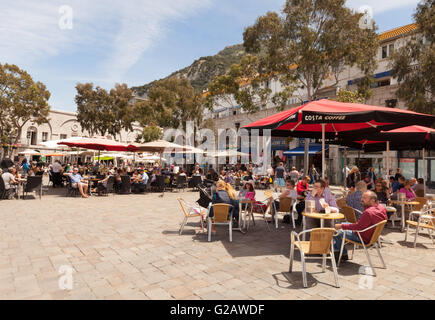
390, 0, 434, 116
242, 0, 380, 173
0, 63, 51, 157
136, 125, 163, 143
75, 83, 136, 139
75, 83, 107, 137
205, 54, 295, 114
106, 83, 135, 138
335, 89, 366, 104
243, 1, 379, 103
134, 77, 204, 142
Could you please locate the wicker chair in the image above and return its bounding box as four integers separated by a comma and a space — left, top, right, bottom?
338, 220, 387, 276
177, 198, 206, 235
336, 197, 347, 209
341, 205, 357, 224
289, 228, 339, 288
208, 203, 233, 242
275, 197, 297, 229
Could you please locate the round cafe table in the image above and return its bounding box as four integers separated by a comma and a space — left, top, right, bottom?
389, 200, 420, 232
237, 199, 256, 234
302, 212, 345, 241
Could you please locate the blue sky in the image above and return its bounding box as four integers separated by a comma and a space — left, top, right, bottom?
0, 0, 421, 112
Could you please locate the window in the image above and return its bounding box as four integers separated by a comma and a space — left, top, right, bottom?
381, 46, 388, 59
371, 79, 391, 88
26, 127, 37, 146
42, 132, 48, 142
60, 134, 67, 140
381, 43, 395, 59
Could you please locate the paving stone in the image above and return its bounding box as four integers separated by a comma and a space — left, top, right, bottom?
0, 190, 434, 300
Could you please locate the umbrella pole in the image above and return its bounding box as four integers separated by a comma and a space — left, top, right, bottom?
386, 141, 390, 187
423, 148, 426, 196
322, 124, 326, 179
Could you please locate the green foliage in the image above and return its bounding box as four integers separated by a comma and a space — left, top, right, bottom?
335, 89, 366, 104
136, 125, 163, 143
243, 0, 379, 102
134, 77, 204, 142
75, 83, 135, 138
390, 0, 434, 115
0, 63, 50, 155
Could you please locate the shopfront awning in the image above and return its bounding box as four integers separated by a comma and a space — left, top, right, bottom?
283, 145, 325, 156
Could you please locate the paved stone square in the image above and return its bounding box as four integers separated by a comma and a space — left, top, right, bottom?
0, 188, 434, 300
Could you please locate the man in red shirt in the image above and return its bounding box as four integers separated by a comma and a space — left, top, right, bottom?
333, 191, 387, 261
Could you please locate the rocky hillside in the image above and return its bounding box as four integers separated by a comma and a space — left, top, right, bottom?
132, 44, 246, 96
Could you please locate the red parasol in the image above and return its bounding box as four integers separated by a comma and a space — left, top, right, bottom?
58, 137, 132, 152
244, 100, 435, 178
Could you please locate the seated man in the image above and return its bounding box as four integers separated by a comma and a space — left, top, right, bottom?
333, 191, 387, 261
132, 169, 148, 193
1, 167, 19, 199
296, 179, 339, 230
64, 168, 89, 198
346, 181, 367, 220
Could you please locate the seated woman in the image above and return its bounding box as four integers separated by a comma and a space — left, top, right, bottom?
374, 180, 390, 205
209, 180, 240, 231
399, 180, 416, 201
239, 181, 256, 210
296, 175, 310, 196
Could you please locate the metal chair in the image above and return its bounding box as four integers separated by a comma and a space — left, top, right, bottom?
173, 175, 187, 192
289, 228, 339, 288
338, 220, 387, 276
102, 176, 115, 196
191, 175, 202, 191
208, 203, 233, 242
405, 207, 435, 248
22, 176, 43, 200
177, 198, 206, 235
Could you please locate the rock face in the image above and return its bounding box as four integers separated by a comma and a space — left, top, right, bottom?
132, 44, 246, 96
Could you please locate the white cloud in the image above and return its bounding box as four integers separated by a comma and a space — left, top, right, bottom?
346, 0, 419, 14
0, 0, 211, 79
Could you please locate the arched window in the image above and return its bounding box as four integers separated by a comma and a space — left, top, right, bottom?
26, 127, 38, 146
